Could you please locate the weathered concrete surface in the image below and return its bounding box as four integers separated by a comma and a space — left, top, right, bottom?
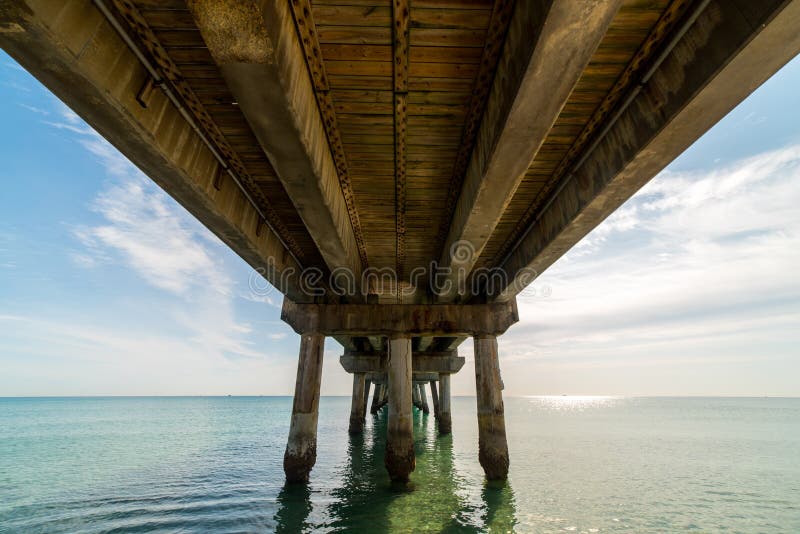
339, 352, 464, 375
379, 383, 388, 411
362, 378, 371, 417
282, 298, 518, 337
429, 380, 440, 419
0, 0, 306, 301
438, 373, 452, 435
437, 0, 622, 301
348, 372, 366, 434
187, 0, 364, 283
418, 384, 430, 414
284, 333, 325, 483
497, 0, 800, 301
370, 381, 383, 414
474, 335, 508, 480
385, 337, 415, 482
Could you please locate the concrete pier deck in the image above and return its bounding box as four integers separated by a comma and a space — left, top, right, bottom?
3, 0, 798, 483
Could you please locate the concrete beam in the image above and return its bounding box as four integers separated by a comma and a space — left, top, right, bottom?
339, 352, 465, 374
187, 0, 364, 285
282, 298, 518, 337
497, 0, 800, 300
0, 0, 306, 301
437, 0, 622, 302
412, 372, 440, 382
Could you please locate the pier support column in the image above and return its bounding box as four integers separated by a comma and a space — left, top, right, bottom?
363, 379, 371, 417
474, 335, 509, 480
370, 382, 382, 414
429, 379, 440, 419
419, 384, 430, 414
412, 382, 421, 410
380, 384, 388, 410
438, 373, 452, 435
349, 373, 366, 434
385, 337, 415, 482
284, 333, 325, 483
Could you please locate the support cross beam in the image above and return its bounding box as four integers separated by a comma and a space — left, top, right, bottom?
281, 298, 518, 337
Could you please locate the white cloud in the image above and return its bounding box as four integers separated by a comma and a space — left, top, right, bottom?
0, 314, 297, 396
17, 103, 49, 115
75, 177, 230, 296
42, 105, 274, 368
500, 143, 800, 395
240, 291, 279, 307
47, 104, 231, 298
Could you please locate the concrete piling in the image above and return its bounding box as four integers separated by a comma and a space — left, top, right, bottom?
438, 373, 452, 435
370, 381, 382, 414
284, 333, 325, 483
349, 372, 366, 434
385, 337, 415, 482
474, 335, 509, 480
412, 382, 421, 410
419, 383, 430, 414
363, 378, 371, 417
429, 379, 440, 418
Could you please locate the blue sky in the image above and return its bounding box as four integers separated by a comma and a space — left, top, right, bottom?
1, 50, 798, 396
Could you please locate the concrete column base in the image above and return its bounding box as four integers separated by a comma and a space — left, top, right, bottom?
284, 412, 318, 483
478, 414, 510, 480
385, 337, 415, 482
284, 333, 324, 483
348, 372, 366, 434
429, 379, 440, 418
475, 335, 509, 480
438, 373, 452, 435
438, 412, 452, 434
370, 382, 382, 414
419, 384, 430, 414
348, 417, 364, 434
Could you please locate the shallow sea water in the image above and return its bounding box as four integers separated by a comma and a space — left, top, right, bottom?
1, 396, 798, 532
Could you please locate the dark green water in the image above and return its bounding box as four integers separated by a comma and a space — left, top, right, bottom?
1, 396, 798, 532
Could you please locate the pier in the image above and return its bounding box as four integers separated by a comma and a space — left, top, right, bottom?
2, 0, 798, 484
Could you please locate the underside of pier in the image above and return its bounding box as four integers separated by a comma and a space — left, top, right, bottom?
3, 0, 798, 483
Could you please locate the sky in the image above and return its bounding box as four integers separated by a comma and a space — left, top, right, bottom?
1, 50, 798, 397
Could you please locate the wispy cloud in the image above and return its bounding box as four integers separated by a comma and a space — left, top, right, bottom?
40, 104, 270, 367
503, 143, 800, 393
17, 103, 49, 115
45, 104, 232, 297
0, 314, 297, 395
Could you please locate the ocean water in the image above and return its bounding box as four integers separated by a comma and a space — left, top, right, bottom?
0, 396, 798, 533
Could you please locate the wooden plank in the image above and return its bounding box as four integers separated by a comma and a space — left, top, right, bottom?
409, 62, 478, 78
409, 28, 486, 47
320, 44, 483, 63
410, 8, 490, 29
325, 60, 393, 77
313, 5, 391, 26
321, 44, 392, 61
317, 26, 391, 45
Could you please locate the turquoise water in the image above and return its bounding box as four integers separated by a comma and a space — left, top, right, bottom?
1, 396, 798, 533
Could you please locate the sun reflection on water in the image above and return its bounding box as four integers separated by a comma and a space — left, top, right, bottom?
523, 395, 622, 411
